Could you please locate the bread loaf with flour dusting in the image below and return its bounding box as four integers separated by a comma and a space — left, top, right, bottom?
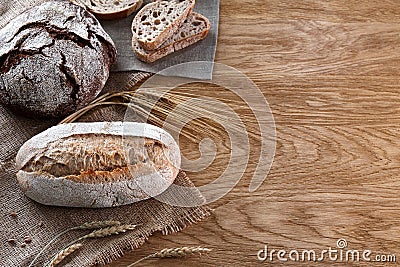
16, 122, 181, 208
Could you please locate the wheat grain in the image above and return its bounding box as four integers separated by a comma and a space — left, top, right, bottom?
127, 246, 211, 266
153, 247, 212, 258
80, 224, 137, 240
48, 243, 83, 267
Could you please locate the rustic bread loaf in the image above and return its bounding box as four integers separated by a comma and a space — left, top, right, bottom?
133, 12, 210, 63
16, 122, 181, 208
70, 0, 143, 20
0, 1, 117, 118
131, 0, 195, 50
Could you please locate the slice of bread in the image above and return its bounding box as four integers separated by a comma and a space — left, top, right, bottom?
132, 0, 195, 50
70, 0, 143, 20
133, 12, 210, 63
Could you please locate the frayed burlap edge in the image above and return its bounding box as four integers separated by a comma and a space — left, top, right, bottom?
89, 205, 212, 266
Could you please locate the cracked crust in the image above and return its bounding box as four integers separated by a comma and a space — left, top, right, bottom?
16, 122, 181, 208
132, 0, 195, 50
70, 0, 143, 20
0, 1, 117, 118
133, 12, 210, 63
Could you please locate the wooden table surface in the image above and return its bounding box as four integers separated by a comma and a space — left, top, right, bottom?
109, 1, 400, 266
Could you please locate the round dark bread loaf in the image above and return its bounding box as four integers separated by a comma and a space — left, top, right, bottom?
0, 1, 117, 118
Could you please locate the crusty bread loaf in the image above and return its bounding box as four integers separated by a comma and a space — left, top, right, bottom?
0, 1, 117, 118
16, 122, 181, 208
132, 0, 195, 50
133, 12, 210, 63
70, 0, 143, 20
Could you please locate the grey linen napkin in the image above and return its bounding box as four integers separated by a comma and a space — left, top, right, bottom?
101, 0, 220, 80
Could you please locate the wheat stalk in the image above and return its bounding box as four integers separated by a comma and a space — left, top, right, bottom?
47, 243, 83, 267
29, 221, 121, 267
59, 90, 259, 143
127, 247, 212, 266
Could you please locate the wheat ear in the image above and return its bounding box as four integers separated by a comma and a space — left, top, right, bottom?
44, 224, 137, 267
78, 224, 137, 240
47, 243, 83, 267
28, 221, 121, 267
127, 247, 212, 266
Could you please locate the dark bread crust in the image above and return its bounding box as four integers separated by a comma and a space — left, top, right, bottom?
0, 1, 117, 118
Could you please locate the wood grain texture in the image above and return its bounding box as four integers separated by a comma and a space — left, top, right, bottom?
107, 0, 400, 266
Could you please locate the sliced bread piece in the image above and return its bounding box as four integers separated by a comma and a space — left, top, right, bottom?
132, 0, 195, 50
133, 12, 210, 63
70, 0, 143, 20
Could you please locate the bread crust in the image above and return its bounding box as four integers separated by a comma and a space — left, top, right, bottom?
0, 1, 117, 118
16, 122, 181, 208
132, 0, 195, 50
133, 12, 210, 63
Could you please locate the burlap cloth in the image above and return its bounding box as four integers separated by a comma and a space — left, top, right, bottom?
0, 2, 211, 266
